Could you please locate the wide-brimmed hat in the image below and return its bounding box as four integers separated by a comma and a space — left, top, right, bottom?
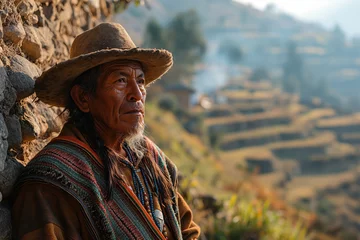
34, 22, 173, 107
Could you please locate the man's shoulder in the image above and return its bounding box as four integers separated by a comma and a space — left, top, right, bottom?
145, 137, 178, 184
21, 138, 97, 183
145, 137, 177, 168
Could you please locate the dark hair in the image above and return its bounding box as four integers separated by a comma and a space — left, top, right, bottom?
65, 65, 119, 200
65, 65, 173, 203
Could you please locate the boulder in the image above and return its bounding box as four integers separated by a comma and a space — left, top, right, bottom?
4, 115, 22, 149
34, 5, 46, 27
0, 157, 24, 198
7, 55, 41, 100
0, 202, 11, 240
21, 25, 42, 61
20, 112, 41, 142
0, 79, 17, 115
0, 18, 3, 40
0, 60, 7, 102
3, 22, 26, 45
0, 114, 8, 171
36, 27, 55, 61
16, 0, 38, 17
20, 98, 64, 141
25, 13, 38, 25
21, 26, 55, 62
58, 1, 72, 22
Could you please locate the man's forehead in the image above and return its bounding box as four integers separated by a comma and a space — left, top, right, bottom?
101, 60, 143, 71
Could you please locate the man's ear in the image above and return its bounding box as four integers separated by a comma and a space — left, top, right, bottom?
70, 85, 91, 112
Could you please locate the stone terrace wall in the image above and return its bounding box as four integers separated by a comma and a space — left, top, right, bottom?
0, 0, 122, 238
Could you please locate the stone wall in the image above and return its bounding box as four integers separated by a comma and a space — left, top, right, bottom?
0, 0, 123, 238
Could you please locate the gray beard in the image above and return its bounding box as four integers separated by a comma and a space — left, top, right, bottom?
124, 121, 146, 161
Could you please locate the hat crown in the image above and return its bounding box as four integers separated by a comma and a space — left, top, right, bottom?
70, 23, 137, 58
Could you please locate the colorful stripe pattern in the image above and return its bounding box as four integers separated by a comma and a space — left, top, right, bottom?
16, 138, 182, 240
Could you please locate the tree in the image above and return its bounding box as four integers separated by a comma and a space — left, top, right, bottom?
167, 9, 206, 64
164, 9, 207, 85
113, 0, 148, 13
250, 67, 269, 82
218, 41, 243, 65
328, 24, 346, 54
143, 18, 166, 48
282, 41, 304, 94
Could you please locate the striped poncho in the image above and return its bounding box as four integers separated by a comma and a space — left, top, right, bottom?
14, 136, 185, 240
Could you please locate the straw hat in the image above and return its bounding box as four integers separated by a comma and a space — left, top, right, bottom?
35, 22, 173, 107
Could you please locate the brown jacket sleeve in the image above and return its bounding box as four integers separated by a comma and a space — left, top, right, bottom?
177, 192, 201, 240
12, 183, 92, 240
12, 183, 200, 240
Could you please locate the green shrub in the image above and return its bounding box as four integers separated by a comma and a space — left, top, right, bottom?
204, 195, 307, 240
157, 94, 179, 112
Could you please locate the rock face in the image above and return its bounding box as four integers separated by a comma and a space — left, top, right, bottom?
7, 55, 41, 100
0, 114, 8, 172
0, 157, 24, 198
4, 115, 22, 148
0, 60, 7, 102
0, 0, 122, 238
21, 26, 55, 61
3, 22, 26, 45
0, 202, 11, 239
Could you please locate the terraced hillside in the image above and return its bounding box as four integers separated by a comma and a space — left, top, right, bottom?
196, 79, 360, 237
144, 102, 319, 239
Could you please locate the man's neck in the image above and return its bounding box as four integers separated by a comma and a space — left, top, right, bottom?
94, 121, 127, 156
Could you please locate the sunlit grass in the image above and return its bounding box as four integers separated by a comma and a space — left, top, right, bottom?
221, 124, 306, 143
317, 113, 360, 128
204, 195, 308, 240
294, 108, 336, 125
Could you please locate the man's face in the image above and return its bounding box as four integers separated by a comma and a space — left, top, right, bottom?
87, 60, 146, 136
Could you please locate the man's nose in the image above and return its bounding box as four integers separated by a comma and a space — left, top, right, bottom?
126, 80, 143, 102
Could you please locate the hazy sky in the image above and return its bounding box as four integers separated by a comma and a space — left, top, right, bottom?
235, 0, 360, 38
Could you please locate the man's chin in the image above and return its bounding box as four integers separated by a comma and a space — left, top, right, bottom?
124, 123, 146, 160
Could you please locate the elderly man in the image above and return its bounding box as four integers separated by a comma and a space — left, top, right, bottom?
12, 23, 200, 240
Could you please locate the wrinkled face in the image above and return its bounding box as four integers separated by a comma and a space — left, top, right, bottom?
87, 60, 146, 136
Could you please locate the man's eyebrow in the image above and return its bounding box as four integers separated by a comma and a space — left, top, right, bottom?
116, 71, 130, 77
112, 71, 144, 78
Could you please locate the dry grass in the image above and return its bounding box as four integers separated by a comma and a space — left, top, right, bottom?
220, 89, 278, 101
287, 103, 308, 115
286, 170, 356, 203
309, 143, 356, 161
286, 187, 316, 203
220, 146, 274, 162
326, 143, 355, 157
317, 113, 360, 128
326, 194, 360, 226
221, 124, 307, 142
190, 104, 235, 115
242, 80, 274, 91
145, 102, 225, 193
232, 102, 273, 111
341, 132, 360, 140
204, 114, 245, 126
294, 108, 336, 125
205, 108, 294, 127
281, 159, 300, 172
268, 132, 336, 150
257, 172, 286, 188
223, 79, 274, 91
218, 146, 277, 184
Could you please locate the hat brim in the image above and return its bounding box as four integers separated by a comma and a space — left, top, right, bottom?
35, 48, 173, 107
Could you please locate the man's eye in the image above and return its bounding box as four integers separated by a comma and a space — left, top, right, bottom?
117, 77, 127, 83
137, 79, 145, 85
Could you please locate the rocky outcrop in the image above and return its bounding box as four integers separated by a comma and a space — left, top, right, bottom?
0, 0, 131, 238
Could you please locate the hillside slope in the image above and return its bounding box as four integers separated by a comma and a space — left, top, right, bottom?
145, 101, 318, 239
